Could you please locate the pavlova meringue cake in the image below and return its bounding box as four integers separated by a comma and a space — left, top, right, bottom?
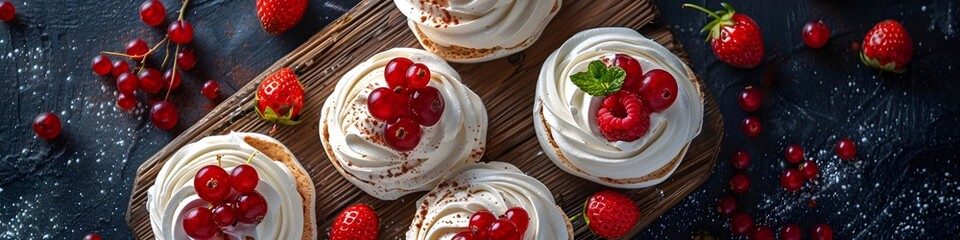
393, 0, 561, 63
407, 162, 573, 240
147, 132, 316, 239
320, 48, 487, 200
533, 27, 704, 188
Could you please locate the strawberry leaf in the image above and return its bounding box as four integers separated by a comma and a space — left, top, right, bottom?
254, 101, 303, 126
570, 60, 625, 96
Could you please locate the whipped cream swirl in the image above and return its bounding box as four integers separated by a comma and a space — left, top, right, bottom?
533, 27, 704, 188
394, 0, 560, 62
147, 132, 312, 240
320, 48, 487, 200
406, 162, 570, 240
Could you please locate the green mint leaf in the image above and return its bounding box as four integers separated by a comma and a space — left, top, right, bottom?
569, 60, 626, 96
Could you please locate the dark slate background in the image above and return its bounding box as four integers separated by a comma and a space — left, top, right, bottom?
1, 0, 958, 239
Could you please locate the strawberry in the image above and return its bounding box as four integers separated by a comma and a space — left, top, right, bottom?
684, 3, 764, 68
330, 203, 379, 240
256, 0, 307, 35
861, 19, 913, 73
584, 190, 640, 239
255, 68, 304, 128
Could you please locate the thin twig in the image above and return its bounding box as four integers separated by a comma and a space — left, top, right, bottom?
164, 44, 180, 101
245, 151, 259, 165
178, 0, 190, 20
100, 37, 169, 61
159, 40, 172, 70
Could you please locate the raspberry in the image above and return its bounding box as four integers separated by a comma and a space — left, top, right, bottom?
596, 91, 650, 141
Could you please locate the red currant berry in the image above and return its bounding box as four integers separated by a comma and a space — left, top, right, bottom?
780, 224, 802, 240
138, 68, 163, 94
487, 218, 520, 240
126, 39, 149, 61
368, 87, 401, 122
177, 49, 197, 70
150, 101, 178, 130
111, 60, 130, 77
503, 207, 529, 235
469, 210, 496, 238
83, 233, 101, 240
385, 58, 413, 89
384, 117, 421, 151
211, 204, 237, 227
752, 225, 774, 240
117, 73, 139, 94
138, 0, 165, 26
202, 80, 220, 100
835, 138, 857, 160
234, 191, 268, 224
33, 112, 61, 140
729, 173, 750, 194
408, 86, 444, 126
812, 224, 833, 240
799, 160, 819, 179
614, 54, 643, 93
780, 168, 803, 192
194, 165, 231, 203
452, 231, 478, 240
117, 92, 137, 110
785, 144, 804, 164
730, 212, 754, 236
716, 196, 738, 217
637, 69, 678, 112
91, 55, 112, 76
162, 69, 181, 90
167, 20, 194, 44
405, 63, 431, 89
802, 20, 830, 49
741, 116, 761, 137
0, 1, 14, 22
738, 86, 762, 112
731, 150, 750, 170
230, 164, 259, 193
182, 207, 220, 239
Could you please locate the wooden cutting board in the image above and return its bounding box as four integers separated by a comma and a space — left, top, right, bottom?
125, 0, 724, 239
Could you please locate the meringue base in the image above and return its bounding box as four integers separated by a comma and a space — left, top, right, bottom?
533, 64, 703, 188
241, 135, 317, 240
407, 0, 561, 63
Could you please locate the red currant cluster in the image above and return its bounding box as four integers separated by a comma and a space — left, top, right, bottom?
718, 151, 834, 240
366, 57, 445, 151
715, 85, 861, 240
90, 0, 221, 130
453, 207, 529, 240
184, 156, 267, 239
781, 144, 816, 191
737, 86, 763, 137
781, 139, 857, 192
596, 54, 678, 142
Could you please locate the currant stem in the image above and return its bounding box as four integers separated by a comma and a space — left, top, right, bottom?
216, 155, 222, 167
164, 44, 180, 102
100, 37, 169, 62
178, 0, 190, 20
682, 3, 721, 19
245, 151, 259, 165
159, 40, 172, 70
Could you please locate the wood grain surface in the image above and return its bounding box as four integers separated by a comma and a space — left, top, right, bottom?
125, 0, 724, 239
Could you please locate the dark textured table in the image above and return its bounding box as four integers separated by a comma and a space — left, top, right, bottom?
1, 0, 958, 239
